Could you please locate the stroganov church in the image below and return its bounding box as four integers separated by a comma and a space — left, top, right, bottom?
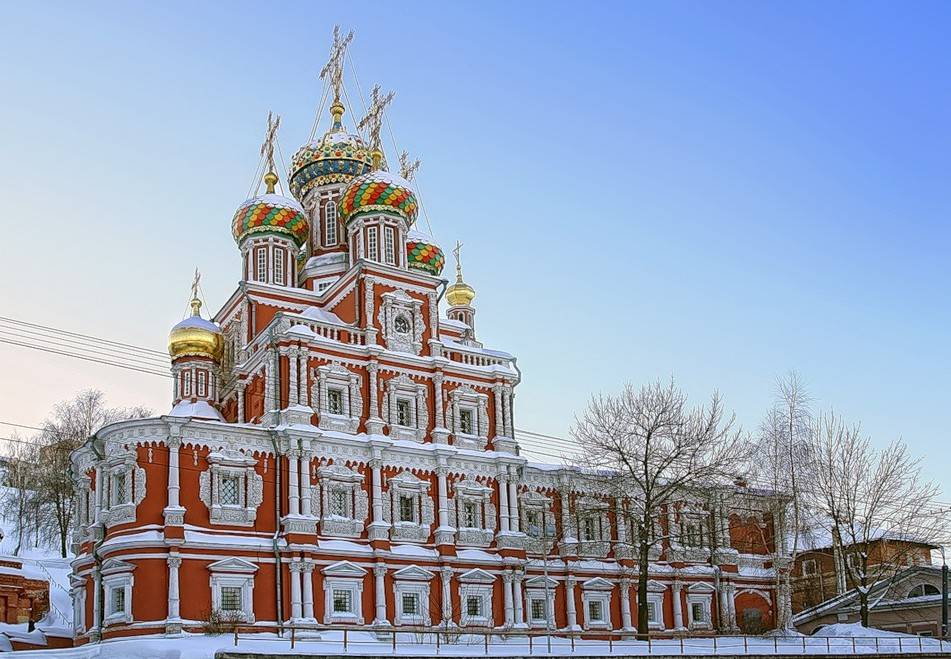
69, 30, 783, 644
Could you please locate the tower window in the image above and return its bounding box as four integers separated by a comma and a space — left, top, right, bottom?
197, 371, 207, 398
183, 371, 192, 397
459, 409, 474, 435
384, 226, 396, 265
255, 248, 267, 282
274, 249, 285, 285
367, 226, 379, 261
325, 201, 338, 245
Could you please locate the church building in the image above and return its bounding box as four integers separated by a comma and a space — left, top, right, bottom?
69, 30, 782, 644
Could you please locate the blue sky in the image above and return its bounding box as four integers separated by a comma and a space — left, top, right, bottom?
0, 2, 948, 492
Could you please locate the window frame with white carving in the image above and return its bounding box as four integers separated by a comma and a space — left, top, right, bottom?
101, 449, 146, 528
519, 490, 558, 554
101, 558, 136, 626
208, 558, 258, 623
448, 385, 489, 450
314, 363, 363, 433
383, 471, 435, 543
199, 449, 264, 528
382, 374, 429, 442
315, 463, 368, 538
449, 478, 496, 547
574, 497, 611, 558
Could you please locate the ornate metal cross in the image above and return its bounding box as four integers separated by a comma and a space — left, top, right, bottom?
260, 111, 281, 173
358, 84, 395, 152
320, 26, 354, 104
399, 151, 421, 181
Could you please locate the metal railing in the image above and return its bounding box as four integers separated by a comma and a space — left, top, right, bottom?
221, 623, 951, 655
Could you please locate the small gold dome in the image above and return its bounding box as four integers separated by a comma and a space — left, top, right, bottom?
168, 298, 223, 362
446, 280, 475, 307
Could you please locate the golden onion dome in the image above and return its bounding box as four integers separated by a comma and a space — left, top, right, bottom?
168, 298, 223, 362
446, 280, 475, 307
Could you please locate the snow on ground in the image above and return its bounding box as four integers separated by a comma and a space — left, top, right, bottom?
6, 626, 951, 658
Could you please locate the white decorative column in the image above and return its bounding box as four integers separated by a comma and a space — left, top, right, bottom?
513, 571, 525, 627
298, 350, 309, 406
237, 387, 245, 423
368, 452, 388, 541
435, 461, 454, 545
620, 578, 633, 631
432, 371, 449, 443
493, 383, 505, 437
166, 554, 182, 634
288, 449, 300, 516
508, 468, 520, 533
366, 362, 384, 435
288, 348, 299, 406
164, 434, 184, 527
726, 583, 737, 630
565, 575, 578, 631
503, 386, 514, 437
672, 582, 684, 630
302, 561, 315, 620
373, 564, 389, 626
290, 561, 303, 620
502, 570, 514, 628
497, 473, 510, 533
300, 441, 312, 518
90, 566, 101, 640
440, 566, 454, 626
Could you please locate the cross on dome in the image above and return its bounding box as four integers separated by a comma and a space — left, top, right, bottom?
399, 151, 421, 182
319, 26, 354, 105
259, 111, 282, 194
358, 84, 395, 167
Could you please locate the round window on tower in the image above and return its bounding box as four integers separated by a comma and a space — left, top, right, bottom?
394, 315, 411, 334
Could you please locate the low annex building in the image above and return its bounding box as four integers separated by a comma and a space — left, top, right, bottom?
68, 37, 784, 645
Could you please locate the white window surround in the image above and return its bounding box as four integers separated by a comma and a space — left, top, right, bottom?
314, 463, 368, 537
367, 226, 379, 261
382, 374, 429, 442
314, 363, 363, 433
580, 577, 613, 630
520, 491, 557, 551
101, 558, 135, 626
447, 385, 489, 450
524, 576, 558, 628
209, 557, 257, 623
382, 471, 435, 543
392, 565, 434, 626
274, 248, 286, 285
449, 478, 496, 547
377, 288, 425, 355
102, 451, 146, 528
457, 568, 495, 627
646, 580, 667, 630
325, 201, 338, 246
384, 225, 396, 265
322, 561, 366, 624
70, 577, 87, 634
574, 497, 611, 558
199, 449, 264, 527
256, 248, 267, 283
686, 582, 715, 630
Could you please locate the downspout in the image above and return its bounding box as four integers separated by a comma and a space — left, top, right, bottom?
89, 437, 106, 643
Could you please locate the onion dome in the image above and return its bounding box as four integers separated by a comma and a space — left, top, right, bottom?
445, 244, 475, 307
168, 298, 222, 362
288, 101, 373, 200
339, 169, 419, 225
406, 230, 445, 276
231, 174, 309, 248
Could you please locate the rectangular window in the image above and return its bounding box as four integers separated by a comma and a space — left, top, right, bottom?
463, 501, 479, 528
274, 250, 285, 285
367, 226, 379, 261
327, 388, 344, 415
402, 592, 419, 615
526, 511, 542, 537
183, 371, 192, 397
691, 602, 705, 622
325, 202, 338, 245
329, 489, 349, 517
466, 595, 482, 617
802, 559, 817, 576
220, 586, 242, 612
384, 226, 396, 265
459, 409, 474, 435
587, 600, 604, 622
332, 589, 352, 614
220, 475, 240, 506
647, 601, 658, 623
113, 473, 127, 504
583, 517, 597, 541
399, 495, 415, 523
530, 598, 546, 621
110, 587, 125, 615
396, 399, 411, 426
256, 248, 267, 282
197, 371, 207, 398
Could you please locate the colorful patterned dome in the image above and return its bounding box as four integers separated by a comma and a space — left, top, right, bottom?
339, 170, 419, 225
406, 231, 445, 276
231, 193, 309, 248
288, 102, 373, 200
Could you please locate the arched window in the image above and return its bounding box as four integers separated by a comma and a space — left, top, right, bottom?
907, 584, 940, 598
325, 201, 338, 246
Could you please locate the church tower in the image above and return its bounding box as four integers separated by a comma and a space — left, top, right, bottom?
445, 244, 479, 346
167, 282, 223, 420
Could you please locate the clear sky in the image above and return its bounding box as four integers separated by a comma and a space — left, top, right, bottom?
0, 2, 948, 492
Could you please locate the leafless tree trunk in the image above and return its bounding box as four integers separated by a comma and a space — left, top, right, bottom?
808, 412, 946, 626
754, 371, 814, 630
571, 380, 751, 639
1, 435, 41, 556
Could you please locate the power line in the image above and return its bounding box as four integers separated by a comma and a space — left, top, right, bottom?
0, 328, 170, 370
0, 338, 171, 378
0, 315, 166, 358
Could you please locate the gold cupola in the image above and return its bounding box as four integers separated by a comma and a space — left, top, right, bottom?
445, 242, 475, 307
168, 296, 223, 362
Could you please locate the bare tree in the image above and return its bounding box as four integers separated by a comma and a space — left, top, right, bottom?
34, 390, 150, 556
571, 380, 752, 638
808, 412, 945, 626
753, 371, 814, 630
1, 435, 41, 556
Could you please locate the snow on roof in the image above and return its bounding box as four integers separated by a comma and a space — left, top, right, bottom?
318, 539, 373, 554
439, 317, 469, 329
390, 544, 438, 558
170, 315, 220, 333
169, 400, 224, 421
237, 192, 305, 214
442, 338, 513, 360
297, 306, 346, 325
287, 324, 317, 338
456, 549, 503, 563
305, 252, 347, 269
